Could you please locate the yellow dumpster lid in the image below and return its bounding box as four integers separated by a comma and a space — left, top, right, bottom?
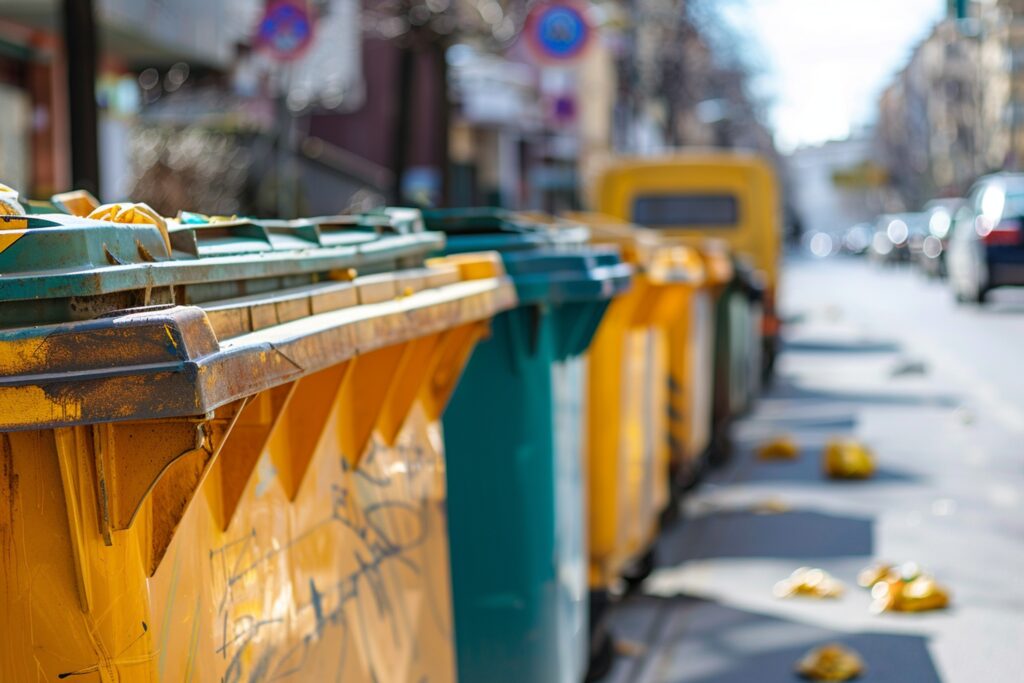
0, 233, 516, 430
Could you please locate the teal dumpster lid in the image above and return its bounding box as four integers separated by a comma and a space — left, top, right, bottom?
421, 207, 590, 254
500, 249, 631, 304
0, 212, 446, 328
420, 207, 523, 233
422, 208, 632, 304
23, 199, 59, 214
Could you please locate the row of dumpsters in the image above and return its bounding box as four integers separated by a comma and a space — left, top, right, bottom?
0, 152, 780, 682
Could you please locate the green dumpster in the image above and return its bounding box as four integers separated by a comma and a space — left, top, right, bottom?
709, 251, 765, 457
423, 208, 632, 683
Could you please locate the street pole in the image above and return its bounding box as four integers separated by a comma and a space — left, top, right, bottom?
276, 64, 296, 218
434, 38, 450, 207
391, 40, 414, 205
62, 0, 100, 196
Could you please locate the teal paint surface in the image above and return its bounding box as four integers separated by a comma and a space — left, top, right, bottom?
0, 212, 442, 329
712, 263, 763, 430
433, 209, 631, 683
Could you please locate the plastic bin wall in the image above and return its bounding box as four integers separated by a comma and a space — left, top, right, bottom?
586, 269, 689, 588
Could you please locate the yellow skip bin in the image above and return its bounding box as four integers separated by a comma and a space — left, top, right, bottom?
562, 213, 707, 590
0, 210, 516, 682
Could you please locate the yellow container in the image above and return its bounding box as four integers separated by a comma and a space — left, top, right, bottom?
0, 212, 515, 682
594, 152, 783, 374
563, 213, 706, 588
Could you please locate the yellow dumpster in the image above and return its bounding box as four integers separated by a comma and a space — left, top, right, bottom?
560, 213, 702, 592
564, 212, 716, 499
0, 210, 515, 682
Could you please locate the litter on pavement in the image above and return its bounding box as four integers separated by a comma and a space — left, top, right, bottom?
823, 438, 876, 479
796, 643, 866, 681
773, 567, 845, 599
864, 562, 951, 613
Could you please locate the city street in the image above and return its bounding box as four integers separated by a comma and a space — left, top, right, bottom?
5, 1, 1023, 680
603, 254, 1024, 683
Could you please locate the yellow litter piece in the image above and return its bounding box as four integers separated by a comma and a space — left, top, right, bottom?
757, 435, 800, 460
774, 567, 845, 599
856, 561, 895, 588
823, 438, 875, 479
0, 183, 25, 215
796, 643, 865, 681
88, 202, 172, 254
869, 563, 950, 613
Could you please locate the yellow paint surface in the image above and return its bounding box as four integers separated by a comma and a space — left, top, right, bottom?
0, 402, 456, 682
586, 273, 687, 588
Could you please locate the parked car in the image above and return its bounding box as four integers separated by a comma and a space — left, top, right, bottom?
914, 198, 965, 278
948, 173, 1024, 303
871, 213, 925, 264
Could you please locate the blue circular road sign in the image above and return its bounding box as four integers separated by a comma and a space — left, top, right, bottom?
526, 2, 591, 62
258, 1, 314, 62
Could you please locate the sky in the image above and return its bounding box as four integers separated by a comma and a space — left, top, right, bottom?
720, 0, 947, 152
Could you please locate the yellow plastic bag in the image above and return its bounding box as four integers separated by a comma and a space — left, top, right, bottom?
823, 439, 875, 479
774, 567, 845, 599
867, 562, 950, 613
0, 183, 25, 216
88, 202, 171, 254
796, 643, 865, 681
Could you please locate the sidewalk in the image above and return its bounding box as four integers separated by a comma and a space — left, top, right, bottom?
598, 257, 1024, 683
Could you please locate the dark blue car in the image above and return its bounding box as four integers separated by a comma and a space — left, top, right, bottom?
948, 174, 1024, 304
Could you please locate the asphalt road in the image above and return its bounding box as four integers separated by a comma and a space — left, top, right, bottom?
601, 254, 1024, 683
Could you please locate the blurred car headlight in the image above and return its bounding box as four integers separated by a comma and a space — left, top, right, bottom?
887, 219, 909, 245
929, 210, 951, 238
809, 232, 833, 258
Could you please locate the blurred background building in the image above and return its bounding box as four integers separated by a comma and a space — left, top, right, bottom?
870, 0, 1024, 210
0, 0, 777, 217
12, 0, 1024, 222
